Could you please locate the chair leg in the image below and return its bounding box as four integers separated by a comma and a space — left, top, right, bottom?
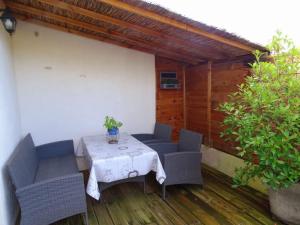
84, 211, 89, 225
162, 184, 166, 200
143, 179, 146, 194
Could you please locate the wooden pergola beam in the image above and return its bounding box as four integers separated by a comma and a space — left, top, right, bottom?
14, 14, 132, 48
8, 2, 200, 64
99, 0, 256, 52
37, 0, 223, 60
15, 13, 195, 65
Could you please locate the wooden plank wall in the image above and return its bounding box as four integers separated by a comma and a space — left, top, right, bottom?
185, 65, 209, 144
186, 62, 250, 155
211, 63, 250, 154
155, 56, 251, 155
155, 56, 185, 141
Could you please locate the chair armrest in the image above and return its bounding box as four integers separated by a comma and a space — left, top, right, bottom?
147, 143, 178, 161
164, 152, 202, 185
36, 140, 74, 159
16, 173, 86, 223
143, 139, 172, 144
131, 134, 154, 141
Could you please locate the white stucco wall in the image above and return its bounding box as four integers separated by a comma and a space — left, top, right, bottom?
12, 21, 156, 151
0, 27, 22, 225
202, 146, 268, 193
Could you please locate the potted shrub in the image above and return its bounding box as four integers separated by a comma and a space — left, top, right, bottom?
103, 116, 123, 144
220, 32, 300, 224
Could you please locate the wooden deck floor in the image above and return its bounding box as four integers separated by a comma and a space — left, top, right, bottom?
52, 166, 284, 225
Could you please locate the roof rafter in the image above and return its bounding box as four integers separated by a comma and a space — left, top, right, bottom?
37, 0, 224, 60
16, 14, 195, 65
8, 2, 200, 64
99, 0, 256, 52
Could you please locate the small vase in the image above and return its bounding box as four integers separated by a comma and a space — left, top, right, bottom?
107, 128, 119, 144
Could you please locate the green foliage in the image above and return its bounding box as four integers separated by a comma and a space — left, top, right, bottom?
219, 32, 300, 190
103, 116, 123, 130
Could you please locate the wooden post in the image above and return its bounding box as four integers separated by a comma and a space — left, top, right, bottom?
207, 61, 212, 146
183, 65, 187, 129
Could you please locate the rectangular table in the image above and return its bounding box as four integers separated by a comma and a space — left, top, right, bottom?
82, 133, 166, 200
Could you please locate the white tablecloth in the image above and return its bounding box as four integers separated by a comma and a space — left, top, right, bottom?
82, 133, 166, 200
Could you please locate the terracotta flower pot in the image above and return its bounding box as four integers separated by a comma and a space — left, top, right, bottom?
269, 183, 300, 225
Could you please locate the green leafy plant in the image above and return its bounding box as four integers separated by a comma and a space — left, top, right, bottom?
103, 116, 123, 130
219, 32, 300, 190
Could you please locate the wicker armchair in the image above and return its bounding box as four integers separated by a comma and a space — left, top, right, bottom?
148, 129, 203, 200
132, 122, 172, 144
7, 134, 88, 225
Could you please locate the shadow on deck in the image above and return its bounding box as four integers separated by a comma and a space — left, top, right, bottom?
51, 165, 283, 225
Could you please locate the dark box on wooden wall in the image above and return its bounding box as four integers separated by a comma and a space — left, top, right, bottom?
160, 72, 180, 89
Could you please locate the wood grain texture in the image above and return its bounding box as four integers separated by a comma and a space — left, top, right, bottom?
156, 56, 185, 141
186, 62, 251, 154
13, 0, 221, 64
8, 2, 201, 64
186, 64, 209, 144
99, 0, 257, 52
37, 0, 215, 62
47, 165, 283, 225
7, 0, 267, 64
0, 0, 5, 8
207, 62, 212, 146
211, 63, 250, 154
183, 65, 187, 129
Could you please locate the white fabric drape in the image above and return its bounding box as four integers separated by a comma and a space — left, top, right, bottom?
82, 133, 166, 200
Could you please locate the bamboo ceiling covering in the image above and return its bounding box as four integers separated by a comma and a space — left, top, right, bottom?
4, 0, 267, 64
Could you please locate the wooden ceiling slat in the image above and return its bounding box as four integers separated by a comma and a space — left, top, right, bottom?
37, 0, 224, 60
27, 15, 194, 63
8, 2, 200, 64
16, 14, 195, 64
14, 14, 139, 49
99, 0, 256, 52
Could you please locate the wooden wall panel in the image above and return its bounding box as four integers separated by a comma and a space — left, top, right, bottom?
186, 62, 250, 155
211, 63, 250, 154
156, 57, 251, 154
155, 56, 184, 141
186, 65, 209, 144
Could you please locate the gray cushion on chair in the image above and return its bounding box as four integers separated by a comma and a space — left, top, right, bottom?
149, 128, 203, 200
7, 133, 88, 225
153, 123, 172, 140
35, 155, 78, 182
178, 129, 203, 152
132, 123, 172, 143
7, 134, 38, 189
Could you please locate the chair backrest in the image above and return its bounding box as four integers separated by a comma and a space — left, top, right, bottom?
153, 123, 172, 140
178, 129, 203, 152
7, 134, 38, 189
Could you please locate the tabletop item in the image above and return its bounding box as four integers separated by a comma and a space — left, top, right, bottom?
103, 116, 123, 144
82, 133, 166, 200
